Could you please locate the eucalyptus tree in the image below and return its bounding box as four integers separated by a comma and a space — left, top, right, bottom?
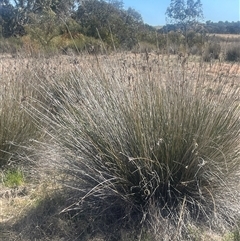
166, 0, 203, 28
166, 0, 204, 49
74, 0, 142, 49
12, 0, 77, 20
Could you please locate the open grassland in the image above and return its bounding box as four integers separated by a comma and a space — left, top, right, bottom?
0, 51, 240, 241
209, 34, 240, 39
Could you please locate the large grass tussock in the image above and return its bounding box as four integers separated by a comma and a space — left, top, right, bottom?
32, 55, 240, 240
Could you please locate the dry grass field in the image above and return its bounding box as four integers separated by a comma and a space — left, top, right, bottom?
209, 34, 240, 39
0, 51, 240, 241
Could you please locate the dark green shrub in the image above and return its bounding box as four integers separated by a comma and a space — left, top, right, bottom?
0, 37, 23, 54
225, 44, 240, 62
186, 31, 204, 49
203, 42, 221, 61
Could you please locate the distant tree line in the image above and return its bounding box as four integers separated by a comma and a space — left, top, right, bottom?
0, 0, 239, 53
0, 0, 159, 50
160, 21, 240, 35
205, 20, 240, 34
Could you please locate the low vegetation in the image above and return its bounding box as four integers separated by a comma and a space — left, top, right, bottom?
0, 1, 240, 240
225, 44, 240, 62
0, 0, 239, 58
0, 51, 239, 240
0, 70, 42, 168
3, 168, 24, 188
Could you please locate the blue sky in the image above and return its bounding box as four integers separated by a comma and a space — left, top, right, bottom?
123, 0, 240, 26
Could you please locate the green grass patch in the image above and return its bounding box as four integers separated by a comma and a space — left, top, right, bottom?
3, 168, 24, 187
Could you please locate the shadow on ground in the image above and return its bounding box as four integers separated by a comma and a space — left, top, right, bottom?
0, 189, 140, 241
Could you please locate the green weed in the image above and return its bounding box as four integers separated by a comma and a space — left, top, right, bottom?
3, 168, 24, 187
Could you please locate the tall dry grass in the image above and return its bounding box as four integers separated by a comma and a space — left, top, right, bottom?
0, 58, 43, 168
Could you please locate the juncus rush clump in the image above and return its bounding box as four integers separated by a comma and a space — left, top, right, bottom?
36, 55, 240, 240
